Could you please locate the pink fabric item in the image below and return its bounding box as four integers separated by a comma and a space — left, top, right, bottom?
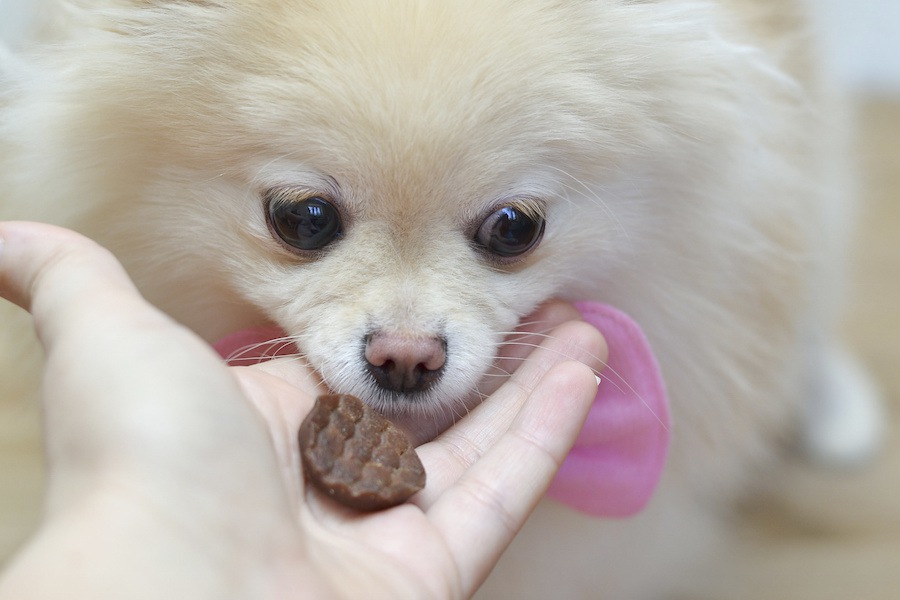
213, 301, 670, 519
545, 301, 670, 517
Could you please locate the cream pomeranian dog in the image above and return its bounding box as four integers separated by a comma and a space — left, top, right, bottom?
0, 1, 885, 598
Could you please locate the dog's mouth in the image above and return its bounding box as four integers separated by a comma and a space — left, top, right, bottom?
213, 325, 487, 441
350, 329, 490, 441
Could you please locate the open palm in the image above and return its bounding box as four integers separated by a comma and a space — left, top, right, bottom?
0, 222, 605, 600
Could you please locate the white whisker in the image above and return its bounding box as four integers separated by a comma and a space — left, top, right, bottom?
491, 334, 670, 432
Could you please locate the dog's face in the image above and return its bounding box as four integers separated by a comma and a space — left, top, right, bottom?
202, 2, 623, 436
20, 1, 755, 440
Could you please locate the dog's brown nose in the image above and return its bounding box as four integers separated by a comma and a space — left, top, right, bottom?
364, 331, 446, 395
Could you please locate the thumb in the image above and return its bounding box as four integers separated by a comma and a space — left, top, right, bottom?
0, 222, 280, 516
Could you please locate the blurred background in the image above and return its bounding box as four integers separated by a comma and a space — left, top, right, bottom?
696, 2, 900, 598
817, 0, 900, 95
1, 1, 899, 598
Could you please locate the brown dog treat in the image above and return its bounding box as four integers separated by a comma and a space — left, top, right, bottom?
298, 394, 426, 511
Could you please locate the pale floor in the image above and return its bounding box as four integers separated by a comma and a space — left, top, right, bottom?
0, 99, 898, 598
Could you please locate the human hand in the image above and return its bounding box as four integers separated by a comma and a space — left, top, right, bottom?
0, 221, 606, 599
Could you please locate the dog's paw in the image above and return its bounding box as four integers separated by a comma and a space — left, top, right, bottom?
800, 345, 886, 468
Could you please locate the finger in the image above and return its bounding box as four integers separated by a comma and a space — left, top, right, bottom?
428, 360, 599, 595
492, 300, 583, 373
417, 318, 606, 497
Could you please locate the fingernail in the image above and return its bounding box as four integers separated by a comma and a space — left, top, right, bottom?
595, 374, 602, 386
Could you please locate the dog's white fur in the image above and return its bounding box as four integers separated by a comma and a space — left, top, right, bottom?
0, 1, 883, 597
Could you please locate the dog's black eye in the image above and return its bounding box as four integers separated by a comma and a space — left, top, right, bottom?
268, 196, 342, 251
475, 205, 545, 258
